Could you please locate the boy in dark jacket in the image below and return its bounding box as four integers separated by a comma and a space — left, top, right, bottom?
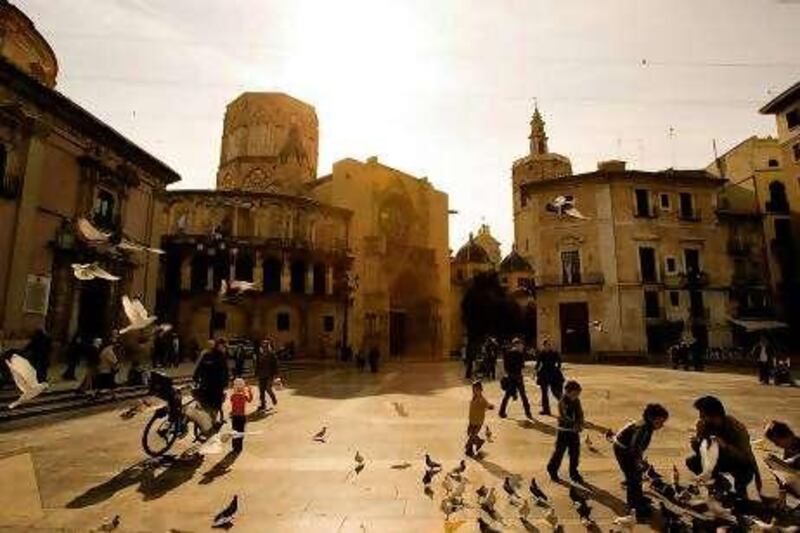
547, 380, 585, 483
613, 403, 669, 517
498, 338, 532, 419
255, 339, 279, 410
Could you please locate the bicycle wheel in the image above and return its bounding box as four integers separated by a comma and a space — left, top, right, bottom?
141, 411, 179, 457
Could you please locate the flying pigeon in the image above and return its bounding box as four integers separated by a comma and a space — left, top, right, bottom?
119, 295, 157, 334
4, 353, 49, 409
95, 514, 120, 532
590, 320, 605, 332
212, 495, 238, 528
485, 425, 493, 442
425, 453, 442, 470
312, 426, 327, 442
585, 434, 600, 454
529, 477, 549, 503
545, 195, 589, 220
219, 279, 260, 300
77, 217, 164, 255
72, 262, 120, 281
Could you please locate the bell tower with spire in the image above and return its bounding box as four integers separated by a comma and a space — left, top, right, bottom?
529, 105, 549, 156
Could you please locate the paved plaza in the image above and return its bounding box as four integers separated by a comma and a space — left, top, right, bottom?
0, 360, 798, 532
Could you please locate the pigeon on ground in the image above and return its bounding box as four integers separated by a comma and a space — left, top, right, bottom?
390, 462, 411, 470
392, 401, 409, 417
423, 468, 437, 485
425, 453, 442, 470
529, 477, 549, 503
450, 460, 467, 477
212, 495, 238, 528
611, 514, 635, 532
120, 398, 152, 420
485, 425, 493, 442
585, 434, 600, 454
95, 515, 120, 531
519, 498, 531, 518
545, 195, 590, 220
424, 485, 434, 499
354, 451, 365, 474
604, 429, 616, 442
312, 426, 327, 442
745, 516, 799, 532
503, 477, 518, 497
72, 262, 120, 281
4, 353, 49, 409
119, 295, 157, 334
544, 508, 559, 529
477, 516, 501, 533
77, 217, 164, 255
476, 485, 489, 499
672, 464, 681, 489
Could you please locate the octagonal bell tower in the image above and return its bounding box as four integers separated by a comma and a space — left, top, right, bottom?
216, 92, 318, 195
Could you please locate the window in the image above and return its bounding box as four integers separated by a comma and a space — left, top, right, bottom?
665, 257, 677, 274
92, 189, 117, 229
768, 159, 780, 168
787, 108, 800, 130
767, 181, 789, 213
659, 193, 671, 211
277, 312, 290, 331
323, 315, 335, 333
634, 189, 651, 217
313, 263, 326, 295
290, 260, 306, 294
684, 249, 701, 275
644, 291, 660, 318
263, 257, 282, 293
679, 192, 694, 219
669, 291, 680, 307
561, 250, 581, 284
639, 247, 657, 282
793, 143, 800, 162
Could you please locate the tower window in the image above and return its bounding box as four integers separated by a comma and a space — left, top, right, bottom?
659, 193, 670, 210
669, 291, 680, 307
561, 250, 581, 284
768, 159, 779, 168
787, 108, 800, 130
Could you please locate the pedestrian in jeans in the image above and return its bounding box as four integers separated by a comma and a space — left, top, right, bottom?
535, 340, 563, 416
547, 380, 585, 483
465, 381, 494, 457
613, 403, 669, 519
255, 339, 278, 410
229, 378, 253, 453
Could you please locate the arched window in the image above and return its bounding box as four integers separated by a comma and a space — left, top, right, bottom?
290, 260, 306, 294
235, 253, 254, 282
92, 189, 117, 229
191, 254, 209, 291
768, 181, 789, 213
313, 263, 326, 295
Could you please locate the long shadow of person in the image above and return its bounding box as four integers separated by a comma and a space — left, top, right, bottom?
517, 418, 557, 436
137, 453, 204, 501
200, 450, 240, 485
66, 458, 163, 508
475, 456, 517, 482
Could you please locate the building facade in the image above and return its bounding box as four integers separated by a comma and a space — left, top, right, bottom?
0, 2, 180, 349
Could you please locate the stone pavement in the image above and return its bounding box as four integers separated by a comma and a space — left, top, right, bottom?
0, 360, 798, 532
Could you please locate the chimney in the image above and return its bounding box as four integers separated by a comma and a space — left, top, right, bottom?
597, 160, 627, 172
366, 156, 379, 164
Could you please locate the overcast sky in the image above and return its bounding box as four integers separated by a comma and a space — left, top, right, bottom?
17, 0, 800, 254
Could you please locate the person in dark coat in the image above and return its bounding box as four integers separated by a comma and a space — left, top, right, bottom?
151, 329, 167, 369
535, 340, 564, 416
193, 338, 230, 422
62, 333, 84, 381
368, 344, 380, 373
25, 328, 52, 383
613, 403, 670, 518
255, 339, 279, 410
498, 338, 533, 419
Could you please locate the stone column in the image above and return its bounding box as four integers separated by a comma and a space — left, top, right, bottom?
253, 251, 264, 288
229, 249, 237, 281
180, 254, 192, 291
206, 263, 214, 291
3, 127, 49, 332
280, 255, 290, 293
325, 266, 334, 295
306, 263, 314, 295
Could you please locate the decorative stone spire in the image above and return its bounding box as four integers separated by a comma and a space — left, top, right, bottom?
529, 105, 549, 156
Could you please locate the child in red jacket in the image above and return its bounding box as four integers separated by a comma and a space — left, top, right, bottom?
230, 378, 253, 452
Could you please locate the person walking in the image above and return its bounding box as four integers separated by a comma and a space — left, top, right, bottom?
465, 380, 494, 457
229, 378, 253, 453
546, 380, 585, 483
96, 335, 120, 395
498, 337, 533, 420
25, 328, 52, 383
193, 338, 230, 423
368, 343, 380, 373
535, 340, 564, 416
61, 333, 84, 381
255, 339, 279, 410
752, 337, 772, 385
77, 338, 102, 397
612, 403, 670, 519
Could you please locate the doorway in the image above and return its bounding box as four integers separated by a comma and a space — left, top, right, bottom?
77, 281, 110, 340
389, 311, 407, 356
559, 302, 590, 354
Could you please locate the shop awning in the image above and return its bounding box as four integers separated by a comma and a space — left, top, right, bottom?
727, 317, 789, 332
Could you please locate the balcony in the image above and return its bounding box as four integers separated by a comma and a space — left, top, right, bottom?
731, 271, 765, 287
681, 270, 709, 287
726, 239, 752, 256
678, 208, 702, 222
538, 272, 605, 288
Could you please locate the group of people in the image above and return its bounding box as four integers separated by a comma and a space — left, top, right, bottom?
751, 336, 796, 386
669, 336, 705, 371
464, 335, 799, 523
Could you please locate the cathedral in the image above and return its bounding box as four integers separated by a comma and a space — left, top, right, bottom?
158, 93, 451, 359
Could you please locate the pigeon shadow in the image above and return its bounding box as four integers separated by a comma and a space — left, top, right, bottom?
200, 451, 240, 485
520, 516, 540, 532
566, 480, 628, 516
475, 456, 516, 482
516, 418, 557, 436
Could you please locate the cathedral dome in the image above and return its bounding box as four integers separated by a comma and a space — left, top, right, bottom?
454, 240, 491, 264
499, 250, 532, 273
0, 1, 58, 87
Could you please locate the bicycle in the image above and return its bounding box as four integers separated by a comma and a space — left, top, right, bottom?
140, 372, 215, 457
